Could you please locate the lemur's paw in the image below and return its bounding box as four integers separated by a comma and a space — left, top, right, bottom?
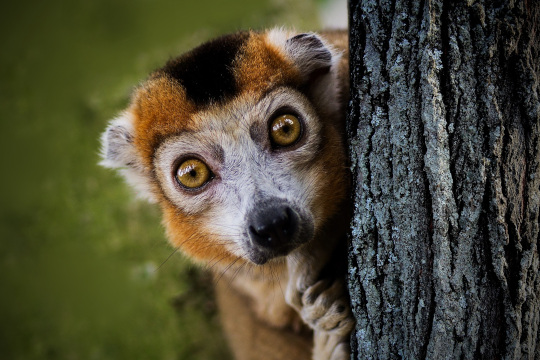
300, 279, 354, 336
312, 329, 350, 360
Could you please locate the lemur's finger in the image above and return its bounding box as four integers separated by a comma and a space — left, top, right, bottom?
315, 300, 351, 331
302, 279, 332, 305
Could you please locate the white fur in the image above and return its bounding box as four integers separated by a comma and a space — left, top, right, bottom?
99, 112, 135, 169
100, 111, 157, 202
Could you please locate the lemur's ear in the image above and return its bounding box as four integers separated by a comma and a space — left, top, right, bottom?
284, 33, 334, 81
100, 112, 157, 202
268, 30, 342, 116
100, 112, 136, 168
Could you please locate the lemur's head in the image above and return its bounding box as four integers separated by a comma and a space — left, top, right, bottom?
101, 29, 348, 267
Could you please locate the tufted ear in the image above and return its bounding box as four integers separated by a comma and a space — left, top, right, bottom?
284, 33, 334, 82
100, 112, 157, 202
100, 112, 137, 168
267, 29, 343, 117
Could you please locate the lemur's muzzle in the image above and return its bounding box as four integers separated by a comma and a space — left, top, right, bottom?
246, 198, 312, 264
249, 205, 298, 251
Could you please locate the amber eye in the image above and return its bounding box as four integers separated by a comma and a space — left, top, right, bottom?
176, 158, 212, 189
269, 114, 302, 147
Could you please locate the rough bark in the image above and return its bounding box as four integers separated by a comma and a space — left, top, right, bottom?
346, 0, 540, 359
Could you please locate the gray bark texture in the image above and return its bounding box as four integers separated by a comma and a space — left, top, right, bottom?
346, 0, 540, 359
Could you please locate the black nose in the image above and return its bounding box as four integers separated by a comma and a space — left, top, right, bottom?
248, 206, 298, 250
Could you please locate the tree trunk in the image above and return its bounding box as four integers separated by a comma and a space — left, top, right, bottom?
346, 1, 540, 359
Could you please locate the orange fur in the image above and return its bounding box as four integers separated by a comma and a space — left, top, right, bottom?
162, 203, 244, 266
132, 77, 198, 167
235, 32, 301, 96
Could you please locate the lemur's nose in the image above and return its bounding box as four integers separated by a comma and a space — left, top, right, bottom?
249, 206, 298, 250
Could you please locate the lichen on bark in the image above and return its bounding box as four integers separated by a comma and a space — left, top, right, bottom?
347, 0, 540, 359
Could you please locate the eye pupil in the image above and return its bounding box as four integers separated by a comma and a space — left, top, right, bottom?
270, 114, 302, 147
176, 159, 211, 189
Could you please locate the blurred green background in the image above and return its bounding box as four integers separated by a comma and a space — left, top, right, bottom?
0, 0, 339, 359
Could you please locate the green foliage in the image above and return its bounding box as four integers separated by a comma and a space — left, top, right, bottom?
0, 0, 321, 359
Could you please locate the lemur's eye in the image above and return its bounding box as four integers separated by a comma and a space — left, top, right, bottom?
269, 114, 302, 147
176, 158, 212, 189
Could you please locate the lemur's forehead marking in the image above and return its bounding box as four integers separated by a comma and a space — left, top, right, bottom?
160, 31, 250, 106
131, 30, 302, 166
235, 32, 301, 94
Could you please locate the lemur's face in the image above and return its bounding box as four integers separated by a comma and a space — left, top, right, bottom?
101, 30, 347, 267
155, 87, 333, 265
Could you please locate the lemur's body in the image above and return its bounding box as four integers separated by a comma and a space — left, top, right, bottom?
101, 28, 353, 360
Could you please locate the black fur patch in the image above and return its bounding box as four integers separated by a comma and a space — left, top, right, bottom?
161, 32, 250, 107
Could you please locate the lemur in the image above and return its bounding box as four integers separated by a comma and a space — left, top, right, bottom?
100, 28, 353, 360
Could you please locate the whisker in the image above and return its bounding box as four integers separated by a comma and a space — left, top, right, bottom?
155, 229, 202, 270
272, 265, 285, 299
228, 261, 247, 285
205, 255, 229, 272
204, 243, 244, 273
214, 257, 242, 285
156, 247, 180, 272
